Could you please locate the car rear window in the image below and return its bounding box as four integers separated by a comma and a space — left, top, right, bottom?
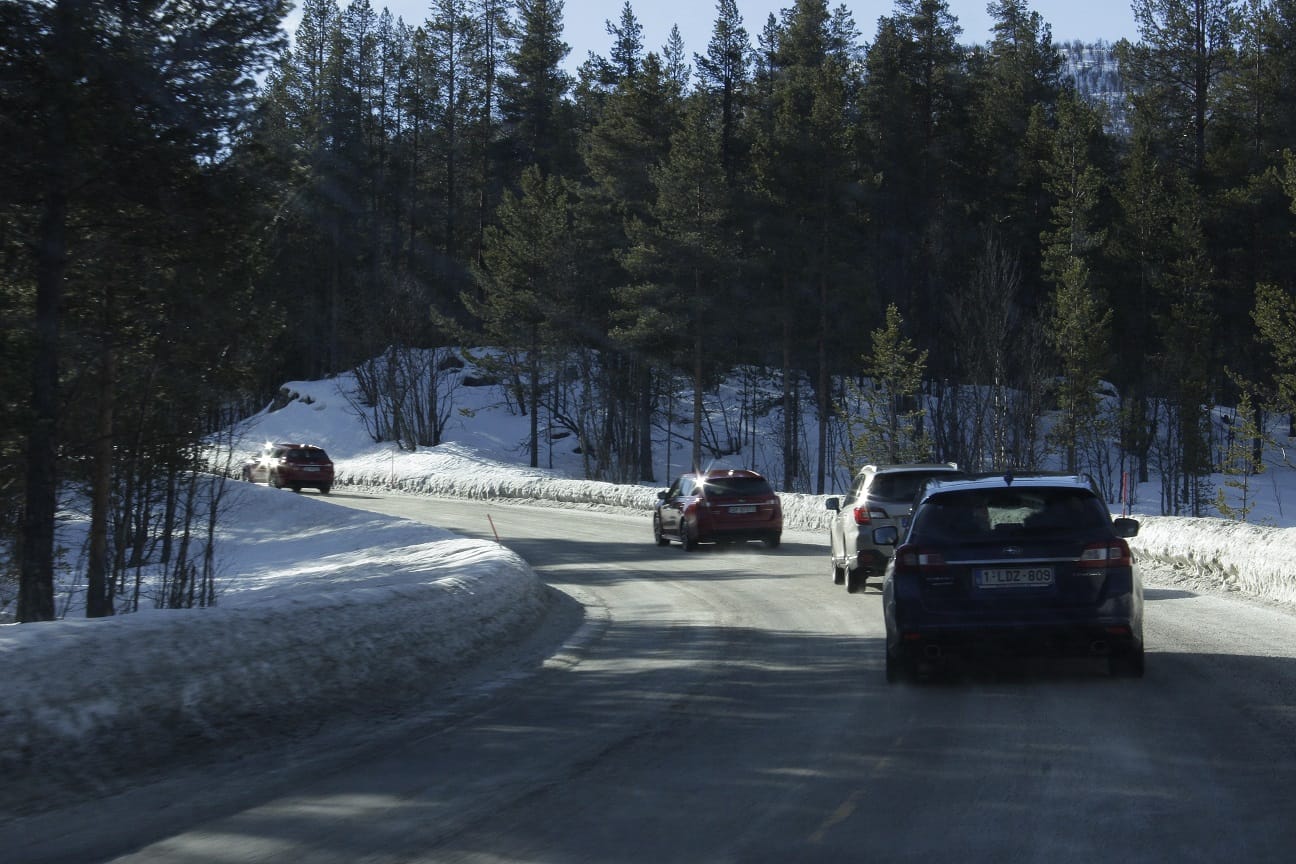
869, 471, 953, 502
702, 476, 773, 497
914, 488, 1109, 542
287, 448, 330, 463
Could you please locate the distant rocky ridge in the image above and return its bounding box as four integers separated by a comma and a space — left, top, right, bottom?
1059, 39, 1129, 135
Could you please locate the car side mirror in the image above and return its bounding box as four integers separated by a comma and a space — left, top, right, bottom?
825, 497, 840, 512
1113, 517, 1140, 538
657, 490, 668, 501
873, 525, 900, 546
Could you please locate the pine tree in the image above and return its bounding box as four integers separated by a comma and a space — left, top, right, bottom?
1117, 0, 1238, 184
427, 0, 486, 263
469, 0, 516, 265
580, 50, 684, 480
661, 25, 691, 96
858, 0, 970, 368
749, 0, 862, 492
4, 0, 288, 621
1252, 280, 1296, 416
619, 92, 736, 476
1110, 127, 1178, 485
1046, 258, 1112, 472
1041, 90, 1112, 473
695, 0, 751, 189
1215, 390, 1265, 521
1207, 1, 1296, 403
499, 0, 574, 180
970, 0, 1062, 319
469, 166, 576, 467
839, 304, 932, 466
606, 1, 644, 80
1160, 209, 1218, 516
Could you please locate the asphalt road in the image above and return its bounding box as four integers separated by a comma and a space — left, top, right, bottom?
17, 495, 1296, 863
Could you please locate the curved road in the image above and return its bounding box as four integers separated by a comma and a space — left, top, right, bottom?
17, 495, 1296, 862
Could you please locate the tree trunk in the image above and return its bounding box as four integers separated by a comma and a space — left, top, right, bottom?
86, 326, 115, 618
816, 269, 828, 494
692, 284, 704, 475
18, 0, 74, 622
529, 327, 540, 468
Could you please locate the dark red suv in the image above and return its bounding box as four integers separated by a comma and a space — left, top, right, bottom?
241, 443, 334, 494
654, 469, 783, 550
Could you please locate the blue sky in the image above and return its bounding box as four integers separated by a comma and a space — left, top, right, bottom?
298, 2, 1140, 73
559, 1, 1139, 63
339, 1, 1140, 70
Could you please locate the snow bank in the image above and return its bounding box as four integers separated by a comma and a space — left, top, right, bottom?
337, 442, 835, 533
1130, 516, 1296, 606
0, 488, 547, 792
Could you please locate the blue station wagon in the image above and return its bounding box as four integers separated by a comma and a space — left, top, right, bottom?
876, 473, 1143, 681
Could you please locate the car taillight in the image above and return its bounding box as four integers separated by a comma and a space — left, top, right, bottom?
853, 506, 887, 525
895, 545, 946, 571
1078, 539, 1131, 568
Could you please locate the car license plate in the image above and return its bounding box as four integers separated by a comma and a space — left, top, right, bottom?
975, 567, 1054, 588
302, 466, 319, 472
729, 505, 757, 514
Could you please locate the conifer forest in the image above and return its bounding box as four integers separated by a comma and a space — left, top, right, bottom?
5, 0, 1296, 620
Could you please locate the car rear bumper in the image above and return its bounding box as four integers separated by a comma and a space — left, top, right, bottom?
890, 618, 1142, 660
700, 528, 782, 543
853, 548, 890, 572
282, 471, 335, 485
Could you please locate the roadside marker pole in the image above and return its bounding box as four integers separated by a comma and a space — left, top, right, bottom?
487, 513, 501, 544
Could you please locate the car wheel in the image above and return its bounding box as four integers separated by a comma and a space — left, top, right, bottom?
885, 648, 902, 684
763, 533, 781, 549
270, 471, 283, 489
653, 515, 669, 546
241, 467, 252, 482
1109, 644, 1145, 678
319, 485, 331, 495
831, 559, 846, 585
680, 521, 698, 551
845, 568, 863, 594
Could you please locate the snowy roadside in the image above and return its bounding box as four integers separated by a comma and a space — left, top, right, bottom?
1130, 516, 1296, 607
0, 483, 547, 804
6, 427, 1296, 807
338, 443, 1296, 607
334, 441, 834, 533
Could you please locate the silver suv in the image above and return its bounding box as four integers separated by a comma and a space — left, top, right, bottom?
825, 463, 960, 593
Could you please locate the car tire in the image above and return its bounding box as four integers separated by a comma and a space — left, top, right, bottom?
653, 515, 669, 546
680, 521, 698, 551
291, 486, 302, 493
885, 648, 901, 684
241, 467, 253, 482
831, 559, 845, 585
319, 485, 331, 495
270, 471, 283, 490
1109, 644, 1145, 678
845, 568, 863, 594
763, 533, 781, 549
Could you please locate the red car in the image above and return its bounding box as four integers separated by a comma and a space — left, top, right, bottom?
241, 443, 334, 494
654, 469, 783, 550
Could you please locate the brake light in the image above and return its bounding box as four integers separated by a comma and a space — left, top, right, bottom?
895, 545, 946, 571
1078, 539, 1131, 568
853, 506, 887, 525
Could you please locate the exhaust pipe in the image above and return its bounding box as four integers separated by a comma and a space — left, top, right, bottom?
1090, 640, 1110, 656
